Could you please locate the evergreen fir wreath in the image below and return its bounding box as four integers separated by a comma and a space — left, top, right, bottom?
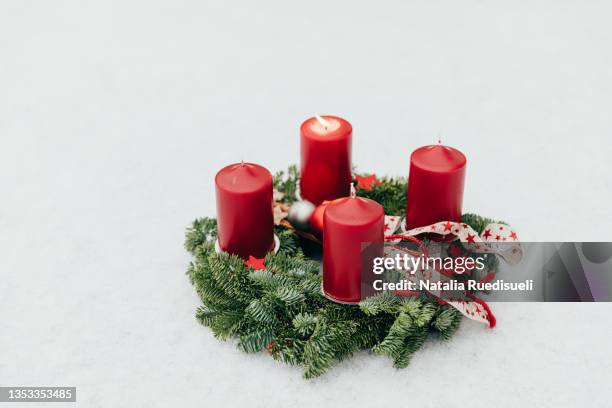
186, 165, 501, 378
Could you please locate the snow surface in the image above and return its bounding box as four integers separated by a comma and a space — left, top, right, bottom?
1, 1, 611, 406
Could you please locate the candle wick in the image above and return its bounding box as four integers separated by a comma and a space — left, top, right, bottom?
315, 115, 331, 131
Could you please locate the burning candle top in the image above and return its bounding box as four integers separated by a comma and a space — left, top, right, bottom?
215, 162, 275, 259
308, 115, 342, 134
406, 143, 467, 229
300, 115, 352, 205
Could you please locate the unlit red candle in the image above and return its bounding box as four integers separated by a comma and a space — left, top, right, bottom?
300, 115, 352, 205
323, 196, 384, 303
215, 162, 274, 259
406, 144, 467, 229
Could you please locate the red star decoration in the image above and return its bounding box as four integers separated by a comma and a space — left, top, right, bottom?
509, 231, 518, 241
431, 224, 436, 230
495, 235, 501, 241
443, 222, 453, 231
483, 229, 492, 239
466, 233, 476, 243
355, 174, 381, 191
244, 256, 266, 270
384, 223, 390, 231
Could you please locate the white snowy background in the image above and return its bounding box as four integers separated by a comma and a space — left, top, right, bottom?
1, 1, 611, 407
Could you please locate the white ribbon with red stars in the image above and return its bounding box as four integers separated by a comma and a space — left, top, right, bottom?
393, 219, 523, 265
383, 216, 523, 327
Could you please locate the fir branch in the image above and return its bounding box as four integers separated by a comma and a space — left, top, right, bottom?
269, 338, 306, 366
185, 218, 217, 254
275, 286, 306, 306
273, 165, 300, 204
303, 318, 360, 379
373, 312, 414, 359
359, 292, 404, 316
249, 269, 291, 289
239, 326, 275, 353
394, 329, 428, 368
292, 313, 318, 336
276, 228, 299, 256
432, 306, 463, 340
355, 175, 407, 216
245, 298, 277, 325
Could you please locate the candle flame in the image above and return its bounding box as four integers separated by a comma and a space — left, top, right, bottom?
315, 115, 331, 131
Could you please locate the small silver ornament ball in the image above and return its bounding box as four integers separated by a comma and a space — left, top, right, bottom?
288, 200, 316, 231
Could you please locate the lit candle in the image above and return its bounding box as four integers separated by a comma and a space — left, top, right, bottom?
300, 115, 352, 205
323, 192, 384, 303
215, 162, 275, 259
405, 144, 467, 229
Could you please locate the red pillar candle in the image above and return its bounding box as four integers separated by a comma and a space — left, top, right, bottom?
300, 115, 352, 205
323, 196, 384, 303
215, 162, 275, 259
405, 144, 467, 229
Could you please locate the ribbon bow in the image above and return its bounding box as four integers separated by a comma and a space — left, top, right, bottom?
382, 216, 523, 327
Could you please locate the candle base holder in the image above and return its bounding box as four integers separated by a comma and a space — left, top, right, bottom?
214, 234, 280, 257
319, 273, 360, 305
